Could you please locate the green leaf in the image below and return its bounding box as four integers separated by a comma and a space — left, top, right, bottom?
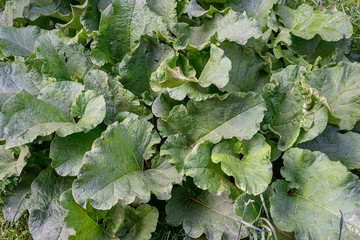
50, 126, 104, 177
0, 83, 105, 148
118, 37, 174, 97
211, 134, 272, 195
198, 44, 231, 88
116, 204, 159, 240
62, 189, 158, 240
295, 102, 328, 144
152, 92, 183, 119
0, 59, 43, 108
166, 184, 248, 240
0, 26, 45, 57
90, 0, 174, 65
183, 141, 240, 199
219, 41, 268, 93
35, 31, 92, 81
299, 124, 360, 169
27, 168, 73, 240
305, 62, 360, 130
158, 92, 266, 146
1, 174, 35, 222
61, 189, 115, 240
233, 193, 262, 224
25, 0, 73, 22
72, 116, 181, 210
0, 145, 28, 187
263, 65, 312, 151
226, 0, 278, 28
184, 9, 262, 49
84, 69, 151, 125
276, 4, 353, 41
160, 134, 189, 173
270, 148, 360, 240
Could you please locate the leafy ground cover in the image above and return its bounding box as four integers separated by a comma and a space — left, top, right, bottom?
1, 0, 360, 240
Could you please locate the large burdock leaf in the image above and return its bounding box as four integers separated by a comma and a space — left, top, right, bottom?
184, 9, 262, 50
84, 69, 151, 125
166, 184, 248, 240
1, 174, 36, 222
219, 41, 268, 93
0, 26, 45, 57
0, 58, 43, 107
226, 0, 278, 27
183, 141, 240, 199
61, 189, 116, 240
0, 82, 106, 148
198, 44, 231, 89
35, 31, 92, 81
299, 124, 360, 169
72, 116, 181, 210
115, 203, 159, 240
263, 65, 312, 151
61, 189, 158, 240
270, 148, 360, 240
90, 0, 175, 66
24, 0, 73, 21
117, 37, 174, 97
50, 127, 104, 177
0, 145, 28, 188
304, 62, 360, 130
158, 92, 266, 146
211, 134, 272, 195
27, 168, 74, 240
276, 4, 352, 41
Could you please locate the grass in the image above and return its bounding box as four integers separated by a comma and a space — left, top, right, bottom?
0, 211, 32, 240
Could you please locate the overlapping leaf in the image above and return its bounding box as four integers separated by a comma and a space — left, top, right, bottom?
270, 148, 360, 240
72, 116, 181, 210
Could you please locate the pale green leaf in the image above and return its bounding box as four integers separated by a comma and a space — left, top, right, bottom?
263, 65, 312, 151
276, 4, 353, 41
72, 116, 181, 210
270, 148, 360, 240
0, 26, 45, 57
0, 84, 105, 148
198, 44, 231, 88
158, 92, 266, 146
35, 31, 92, 81
211, 134, 272, 195
0, 145, 28, 185
304, 62, 360, 130
84, 69, 151, 125
183, 141, 240, 199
